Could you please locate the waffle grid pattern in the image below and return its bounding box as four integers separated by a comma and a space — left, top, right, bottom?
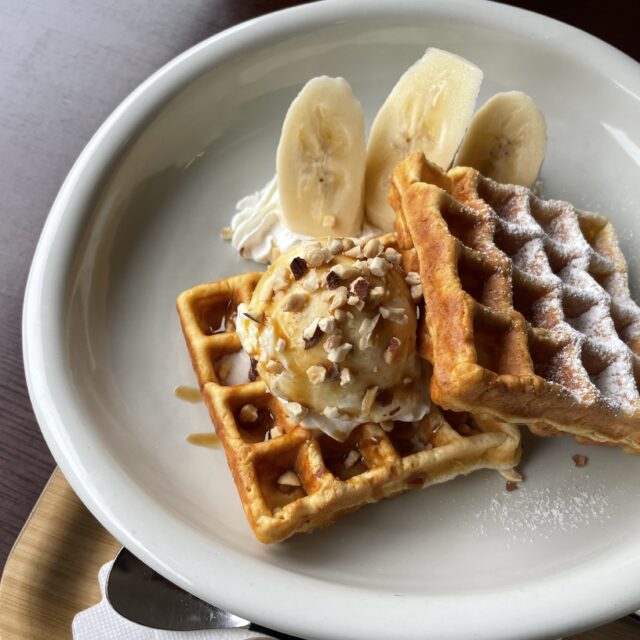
177, 271, 520, 542
392, 152, 640, 451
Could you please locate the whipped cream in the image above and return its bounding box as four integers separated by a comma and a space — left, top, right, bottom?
229, 176, 379, 264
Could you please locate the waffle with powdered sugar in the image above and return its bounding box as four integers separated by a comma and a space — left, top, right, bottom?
391, 151, 640, 452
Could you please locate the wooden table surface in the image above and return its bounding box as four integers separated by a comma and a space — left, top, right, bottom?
0, 0, 638, 634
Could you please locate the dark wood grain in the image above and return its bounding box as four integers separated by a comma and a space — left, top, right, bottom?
0, 0, 637, 594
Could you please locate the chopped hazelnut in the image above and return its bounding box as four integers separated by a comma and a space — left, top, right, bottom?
272, 266, 290, 291
362, 238, 381, 258
328, 238, 344, 254
410, 284, 423, 301
239, 404, 259, 423
266, 425, 284, 440
248, 358, 259, 382
351, 277, 370, 300
282, 291, 308, 312
384, 247, 402, 264
333, 308, 346, 322
328, 342, 353, 363
505, 481, 519, 492
369, 286, 385, 303
303, 324, 323, 350
368, 256, 390, 277
344, 449, 360, 469
353, 259, 370, 275
306, 365, 327, 385
319, 317, 338, 334
341, 238, 355, 251
322, 406, 342, 419
383, 337, 402, 364
358, 314, 380, 351
289, 256, 308, 280
379, 306, 408, 324
340, 367, 353, 386
331, 263, 359, 280
325, 270, 341, 289
361, 386, 378, 413
219, 226, 233, 240
344, 245, 363, 259
302, 268, 320, 292
285, 402, 308, 420
276, 338, 287, 353
326, 362, 340, 381
323, 334, 342, 351
303, 244, 332, 267
572, 454, 588, 468
328, 286, 349, 311
405, 271, 421, 286
277, 470, 301, 487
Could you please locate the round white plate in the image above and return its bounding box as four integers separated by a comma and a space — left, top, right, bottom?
23, 1, 640, 638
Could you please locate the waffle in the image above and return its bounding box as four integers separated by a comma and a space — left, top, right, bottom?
391, 151, 640, 452
177, 270, 521, 543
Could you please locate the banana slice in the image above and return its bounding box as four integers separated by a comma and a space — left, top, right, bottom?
276, 76, 366, 237
455, 91, 547, 187
365, 48, 483, 231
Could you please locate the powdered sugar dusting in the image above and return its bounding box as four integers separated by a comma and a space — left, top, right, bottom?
472, 481, 613, 545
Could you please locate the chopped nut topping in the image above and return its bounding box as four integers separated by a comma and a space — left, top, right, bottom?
405, 271, 421, 286
239, 404, 259, 422
358, 313, 380, 350
302, 268, 320, 292
328, 342, 353, 363
346, 311, 354, 320
362, 238, 382, 258
353, 259, 370, 275
351, 276, 370, 300
369, 286, 385, 303
272, 266, 290, 292
276, 338, 287, 353
333, 308, 346, 322
500, 468, 523, 482
248, 358, 259, 381
572, 454, 588, 468
379, 306, 408, 324
361, 386, 378, 413
282, 291, 308, 312
219, 226, 233, 240
303, 244, 332, 267
322, 215, 336, 228
328, 238, 344, 255
289, 256, 308, 280
332, 263, 359, 280
384, 247, 402, 264
383, 337, 402, 364
322, 406, 342, 419
368, 256, 390, 277
328, 286, 349, 311
323, 334, 342, 352
285, 402, 308, 420
319, 317, 338, 334
325, 270, 341, 289
344, 449, 360, 469
326, 362, 340, 381
340, 367, 353, 386
505, 481, 519, 492
306, 365, 327, 385
277, 470, 301, 487
380, 420, 394, 433
303, 319, 319, 340
410, 284, 423, 301
344, 245, 363, 259
267, 426, 284, 440
265, 360, 284, 375
341, 238, 355, 252
303, 324, 323, 350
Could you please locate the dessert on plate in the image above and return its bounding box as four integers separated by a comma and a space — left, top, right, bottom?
176, 44, 639, 542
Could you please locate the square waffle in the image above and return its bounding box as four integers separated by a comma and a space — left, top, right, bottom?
391, 151, 640, 452
176, 270, 521, 543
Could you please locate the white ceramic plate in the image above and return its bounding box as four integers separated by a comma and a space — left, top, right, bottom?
23, 1, 640, 638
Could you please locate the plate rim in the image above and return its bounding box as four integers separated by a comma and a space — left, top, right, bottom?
22, 1, 640, 638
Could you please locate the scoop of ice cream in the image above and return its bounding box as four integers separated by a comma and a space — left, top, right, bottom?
236, 237, 429, 440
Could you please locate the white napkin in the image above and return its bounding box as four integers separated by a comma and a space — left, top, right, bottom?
72, 561, 275, 640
